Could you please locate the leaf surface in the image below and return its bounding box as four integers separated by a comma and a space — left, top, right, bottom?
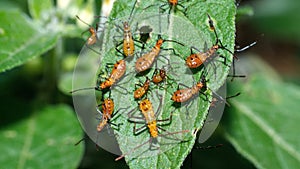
73, 0, 236, 168
223, 56, 300, 169
0, 10, 59, 73
0, 104, 84, 169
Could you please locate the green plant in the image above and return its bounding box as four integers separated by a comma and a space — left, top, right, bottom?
0, 0, 299, 169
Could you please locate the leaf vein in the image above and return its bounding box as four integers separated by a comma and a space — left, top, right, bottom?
17, 116, 35, 169
234, 100, 300, 162
0, 32, 44, 65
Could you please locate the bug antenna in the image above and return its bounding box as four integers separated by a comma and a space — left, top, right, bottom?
207, 13, 237, 59
211, 89, 229, 106
196, 143, 223, 149
128, 0, 138, 21
74, 137, 86, 146
235, 41, 257, 53
158, 129, 190, 142
108, 89, 112, 98
159, 18, 162, 36
76, 15, 92, 27
206, 13, 219, 44
115, 138, 152, 161
70, 87, 98, 94
164, 39, 185, 46
226, 92, 241, 99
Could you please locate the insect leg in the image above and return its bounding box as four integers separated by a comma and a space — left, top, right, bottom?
133, 123, 148, 135
190, 46, 202, 53
157, 112, 173, 126
158, 127, 190, 142
108, 121, 123, 131
177, 82, 190, 89
115, 137, 152, 161
177, 3, 187, 15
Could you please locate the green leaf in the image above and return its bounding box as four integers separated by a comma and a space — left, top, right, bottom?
72, 0, 236, 168
0, 10, 59, 73
236, 5, 254, 20
0, 0, 20, 11
28, 0, 53, 20
223, 56, 300, 169
253, 0, 300, 42
58, 53, 78, 95
0, 104, 84, 169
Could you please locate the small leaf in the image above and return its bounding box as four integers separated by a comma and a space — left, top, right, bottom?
28, 0, 53, 20
0, 1, 20, 11
253, 0, 300, 41
0, 104, 84, 169
223, 56, 300, 169
0, 10, 59, 73
58, 53, 78, 95
236, 5, 254, 20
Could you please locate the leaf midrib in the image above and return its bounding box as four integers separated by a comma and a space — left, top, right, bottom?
17, 115, 36, 169
0, 31, 44, 65
233, 100, 300, 162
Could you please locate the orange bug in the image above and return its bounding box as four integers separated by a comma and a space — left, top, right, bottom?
113, 0, 145, 57
76, 15, 100, 46
115, 97, 190, 161
171, 73, 227, 115
185, 14, 235, 69
185, 14, 256, 78
115, 21, 135, 57
75, 15, 107, 55
171, 71, 226, 103
152, 68, 166, 84
99, 59, 127, 90
74, 97, 124, 146
171, 76, 208, 103
151, 65, 176, 87
135, 35, 184, 73
96, 98, 115, 132
144, 0, 187, 17
159, 0, 187, 15
96, 97, 129, 132
70, 59, 127, 94
144, 0, 187, 26
133, 77, 151, 99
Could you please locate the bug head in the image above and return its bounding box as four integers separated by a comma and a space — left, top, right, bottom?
127, 0, 138, 21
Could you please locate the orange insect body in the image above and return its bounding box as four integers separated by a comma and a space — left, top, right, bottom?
100, 59, 126, 89
122, 22, 135, 57
135, 39, 163, 72
172, 82, 206, 103
169, 0, 178, 6
185, 14, 235, 69
76, 15, 99, 45
86, 27, 97, 45
152, 69, 166, 84
115, 97, 189, 161
134, 78, 150, 99
97, 98, 114, 132
185, 45, 219, 68
139, 99, 158, 138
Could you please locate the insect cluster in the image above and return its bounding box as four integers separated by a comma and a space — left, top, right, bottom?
71, 0, 251, 163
